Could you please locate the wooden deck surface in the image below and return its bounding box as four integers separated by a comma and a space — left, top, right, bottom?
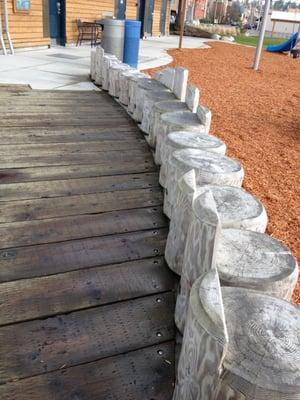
0, 86, 175, 399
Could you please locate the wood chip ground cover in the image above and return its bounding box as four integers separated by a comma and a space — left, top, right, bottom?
145, 42, 300, 303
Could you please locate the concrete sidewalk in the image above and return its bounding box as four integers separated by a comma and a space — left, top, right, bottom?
0, 36, 210, 90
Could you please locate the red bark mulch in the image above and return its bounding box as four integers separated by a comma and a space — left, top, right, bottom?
145, 42, 300, 303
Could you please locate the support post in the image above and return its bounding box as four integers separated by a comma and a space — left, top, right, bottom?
3, 0, 14, 54
0, 1, 7, 55
178, 0, 187, 49
271, 20, 276, 37
252, 0, 271, 71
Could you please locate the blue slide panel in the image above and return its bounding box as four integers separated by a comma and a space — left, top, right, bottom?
267, 32, 298, 53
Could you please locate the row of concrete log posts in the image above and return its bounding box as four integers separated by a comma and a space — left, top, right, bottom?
90, 47, 300, 399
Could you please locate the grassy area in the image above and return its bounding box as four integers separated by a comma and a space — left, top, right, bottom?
235, 35, 285, 47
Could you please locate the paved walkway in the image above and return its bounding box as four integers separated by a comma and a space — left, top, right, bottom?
0, 84, 175, 399
0, 36, 209, 90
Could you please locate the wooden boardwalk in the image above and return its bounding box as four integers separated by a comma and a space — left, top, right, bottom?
0, 86, 175, 399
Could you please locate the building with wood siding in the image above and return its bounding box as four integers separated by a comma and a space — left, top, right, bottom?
3, 0, 171, 49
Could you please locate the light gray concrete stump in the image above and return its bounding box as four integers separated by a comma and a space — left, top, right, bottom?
175, 190, 298, 333
165, 169, 268, 276
173, 269, 228, 400
95, 46, 104, 85
108, 63, 131, 97
90, 50, 96, 81
159, 131, 226, 189
164, 149, 244, 219
127, 73, 150, 114
217, 287, 300, 400
139, 90, 176, 134
101, 55, 120, 91
145, 69, 191, 148
173, 67, 189, 101
144, 84, 200, 145
157, 67, 176, 90
174, 271, 300, 400
133, 78, 170, 122
147, 100, 187, 148
139, 67, 177, 134
155, 106, 211, 165
119, 69, 140, 105
217, 228, 298, 299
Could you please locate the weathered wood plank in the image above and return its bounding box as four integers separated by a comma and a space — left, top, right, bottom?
0, 172, 159, 201
0, 342, 175, 400
0, 228, 167, 282
0, 187, 163, 223
0, 148, 152, 168
0, 111, 131, 120
0, 207, 167, 248
0, 257, 175, 325
0, 86, 175, 396
0, 118, 134, 128
0, 292, 175, 382
0, 157, 156, 184
0, 140, 148, 155
0, 84, 31, 91
0, 129, 141, 145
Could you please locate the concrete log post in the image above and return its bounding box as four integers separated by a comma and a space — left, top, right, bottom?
133, 78, 170, 122
127, 74, 150, 115
159, 131, 226, 188
165, 148, 244, 218
216, 228, 299, 300
95, 46, 105, 85
147, 84, 199, 148
155, 111, 209, 165
217, 287, 300, 399
119, 70, 143, 106
197, 105, 212, 134
108, 63, 131, 98
175, 191, 297, 333
140, 90, 176, 134
173, 269, 228, 400
165, 170, 268, 276
173, 67, 189, 101
101, 55, 120, 91
90, 50, 96, 81
175, 191, 222, 332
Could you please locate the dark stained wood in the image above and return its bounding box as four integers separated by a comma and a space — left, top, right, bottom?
0, 127, 141, 145
0, 187, 163, 223
0, 172, 159, 201
0, 140, 149, 155
0, 207, 167, 248
0, 342, 175, 400
0, 292, 175, 382
0, 228, 167, 282
0, 157, 156, 184
0, 257, 175, 325
0, 87, 174, 399
0, 147, 151, 168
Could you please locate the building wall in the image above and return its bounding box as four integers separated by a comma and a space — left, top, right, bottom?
194, 0, 206, 20
153, 0, 162, 36
165, 0, 171, 34
266, 11, 300, 38
65, 0, 114, 44
3, 0, 169, 50
6, 0, 50, 49
126, 0, 138, 19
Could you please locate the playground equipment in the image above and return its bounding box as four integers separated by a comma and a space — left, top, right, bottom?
0, 0, 14, 55
267, 32, 299, 53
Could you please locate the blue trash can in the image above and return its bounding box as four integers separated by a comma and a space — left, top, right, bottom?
123, 20, 141, 68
